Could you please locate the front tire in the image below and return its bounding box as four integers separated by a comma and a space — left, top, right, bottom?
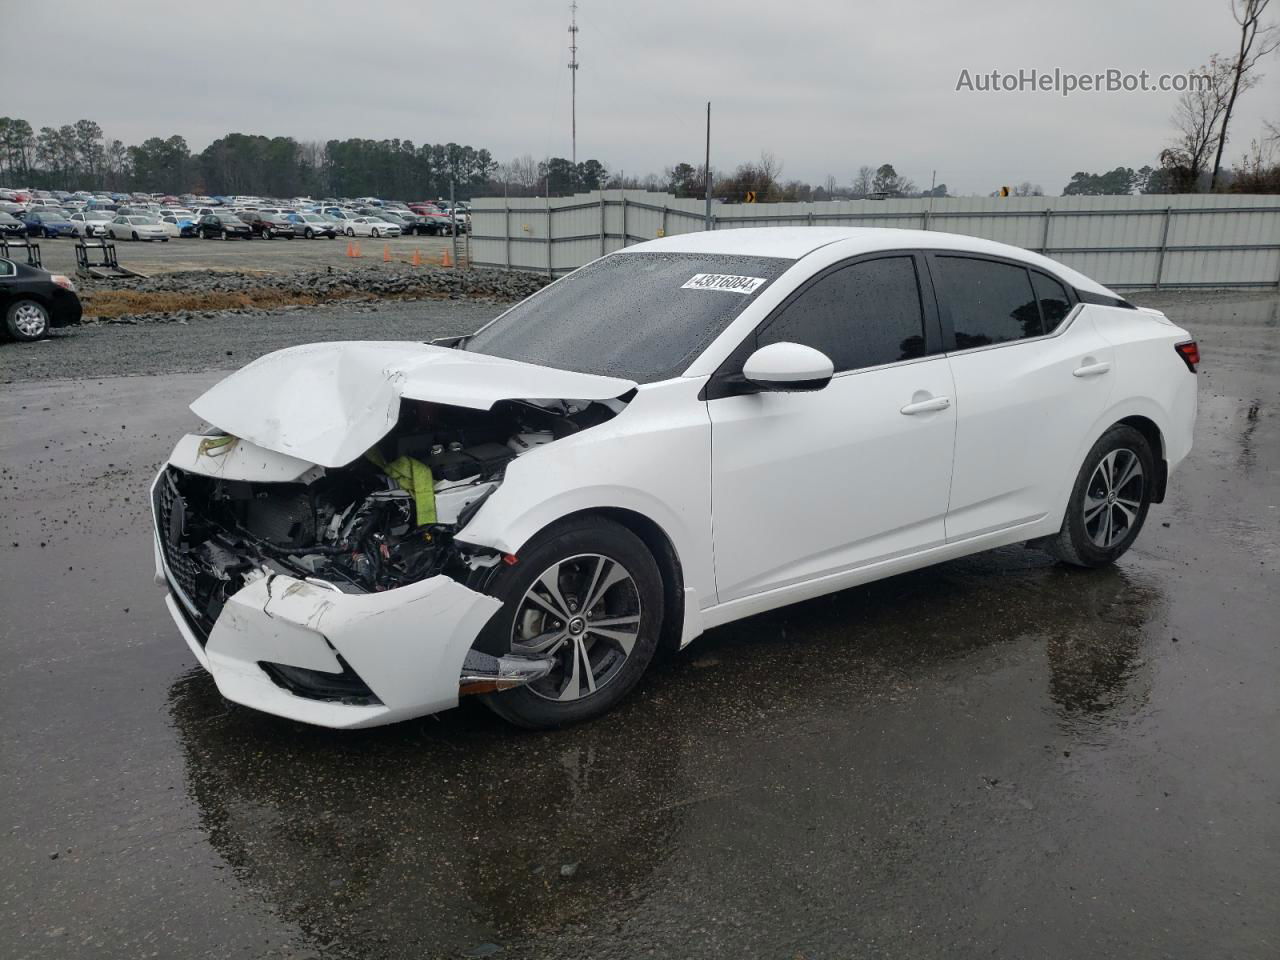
304, 227, 314, 239
346, 227, 355, 237
1048, 425, 1155, 568
371, 228, 380, 238
6, 298, 50, 341
131, 231, 139, 241
475, 517, 664, 729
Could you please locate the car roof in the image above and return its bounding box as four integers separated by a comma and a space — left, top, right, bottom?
628, 227, 1115, 298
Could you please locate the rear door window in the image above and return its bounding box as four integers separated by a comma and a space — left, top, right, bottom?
934, 256, 1042, 348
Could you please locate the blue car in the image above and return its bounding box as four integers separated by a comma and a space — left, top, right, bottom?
22, 210, 77, 239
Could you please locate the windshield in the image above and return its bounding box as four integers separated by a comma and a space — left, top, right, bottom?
465, 252, 794, 382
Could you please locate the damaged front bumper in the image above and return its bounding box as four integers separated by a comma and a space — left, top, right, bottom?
157, 542, 505, 728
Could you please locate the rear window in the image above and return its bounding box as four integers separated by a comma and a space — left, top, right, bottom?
467, 252, 794, 382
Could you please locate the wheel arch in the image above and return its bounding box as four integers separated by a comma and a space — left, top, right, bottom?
490, 506, 689, 655
1116, 414, 1167, 503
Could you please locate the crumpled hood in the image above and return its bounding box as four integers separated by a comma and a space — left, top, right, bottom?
190, 341, 636, 467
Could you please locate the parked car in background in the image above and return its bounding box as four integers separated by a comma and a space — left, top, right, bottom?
107, 215, 170, 242
159, 211, 198, 237
394, 212, 431, 235
22, 210, 77, 238
242, 212, 296, 239
363, 210, 412, 233
408, 205, 453, 235
342, 216, 400, 238
1, 256, 81, 341
197, 213, 253, 240
0, 212, 27, 237
69, 210, 115, 237
288, 213, 338, 239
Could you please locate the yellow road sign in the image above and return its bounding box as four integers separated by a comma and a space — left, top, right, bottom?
744, 191, 757, 203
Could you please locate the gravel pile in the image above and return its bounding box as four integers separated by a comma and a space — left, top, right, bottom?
79, 264, 550, 324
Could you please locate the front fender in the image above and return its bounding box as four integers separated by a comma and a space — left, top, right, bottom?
456, 378, 717, 621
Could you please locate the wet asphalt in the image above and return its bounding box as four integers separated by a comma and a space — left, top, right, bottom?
1, 290, 1277, 959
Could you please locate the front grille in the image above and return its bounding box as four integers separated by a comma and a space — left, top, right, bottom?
153, 471, 199, 599
152, 469, 213, 643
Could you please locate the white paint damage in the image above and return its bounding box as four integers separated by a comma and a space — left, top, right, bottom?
190, 341, 637, 468
203, 574, 503, 729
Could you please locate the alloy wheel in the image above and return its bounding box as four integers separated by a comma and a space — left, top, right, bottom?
12, 301, 48, 338
1084, 448, 1144, 548
510, 553, 642, 702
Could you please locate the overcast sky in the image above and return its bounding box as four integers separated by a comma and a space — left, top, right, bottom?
19, 0, 1280, 195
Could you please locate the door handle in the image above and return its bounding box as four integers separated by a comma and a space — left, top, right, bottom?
1072, 360, 1111, 378
900, 396, 952, 415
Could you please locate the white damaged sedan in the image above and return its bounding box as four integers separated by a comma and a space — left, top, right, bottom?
152, 228, 1198, 729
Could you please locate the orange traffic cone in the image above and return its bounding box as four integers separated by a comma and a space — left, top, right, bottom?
441, 248, 453, 268
383, 244, 391, 262
345, 241, 354, 257
353, 242, 361, 258
411, 249, 421, 267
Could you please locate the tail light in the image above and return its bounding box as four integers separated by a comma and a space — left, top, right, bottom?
1174, 340, 1200, 373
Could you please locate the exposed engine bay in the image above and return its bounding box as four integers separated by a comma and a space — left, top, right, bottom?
156, 396, 624, 632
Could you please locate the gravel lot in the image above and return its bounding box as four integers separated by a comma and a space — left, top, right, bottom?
0, 297, 506, 381
1, 285, 1277, 960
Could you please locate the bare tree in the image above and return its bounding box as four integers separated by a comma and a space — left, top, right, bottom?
1170, 56, 1237, 190
824, 174, 838, 194
1210, 0, 1280, 188
851, 165, 874, 197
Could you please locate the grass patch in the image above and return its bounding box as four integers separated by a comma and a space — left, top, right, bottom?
82, 287, 387, 319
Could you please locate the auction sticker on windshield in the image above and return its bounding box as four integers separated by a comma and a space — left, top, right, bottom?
681, 273, 768, 294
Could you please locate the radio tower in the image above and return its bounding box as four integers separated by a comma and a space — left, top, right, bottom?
568, 2, 579, 167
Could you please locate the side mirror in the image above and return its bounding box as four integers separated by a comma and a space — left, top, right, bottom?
742, 342, 835, 392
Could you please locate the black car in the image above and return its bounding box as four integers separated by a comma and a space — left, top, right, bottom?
395, 213, 434, 236
1, 257, 82, 341
0, 212, 26, 237
198, 214, 253, 240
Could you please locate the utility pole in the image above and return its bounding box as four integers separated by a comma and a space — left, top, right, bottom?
568, 2, 579, 167
704, 101, 711, 230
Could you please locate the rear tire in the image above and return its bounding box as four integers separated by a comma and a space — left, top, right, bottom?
475, 517, 664, 729
1047, 425, 1155, 568
304, 228, 314, 239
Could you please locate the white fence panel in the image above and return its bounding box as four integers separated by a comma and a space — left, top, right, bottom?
470, 192, 1280, 288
